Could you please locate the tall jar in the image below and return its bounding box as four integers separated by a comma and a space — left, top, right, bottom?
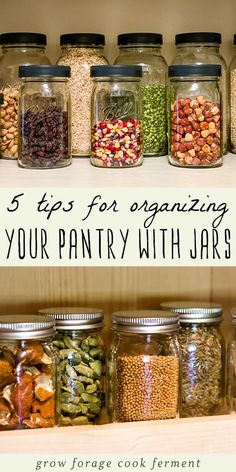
57, 33, 109, 157
38, 307, 105, 427
168, 64, 222, 168
227, 308, 236, 414
0, 315, 58, 430
18, 65, 71, 169
160, 301, 225, 418
0, 32, 50, 160
172, 32, 228, 155
229, 36, 236, 153
108, 310, 180, 422
90, 65, 143, 168
115, 33, 167, 156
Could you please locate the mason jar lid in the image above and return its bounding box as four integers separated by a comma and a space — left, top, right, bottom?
0, 94, 3, 105
91, 65, 142, 78
0, 315, 56, 339
19, 65, 71, 78
168, 64, 221, 77
60, 33, 105, 46
159, 301, 222, 323
175, 32, 221, 45
233, 35, 236, 45
231, 307, 236, 325
0, 32, 47, 45
38, 307, 104, 330
118, 33, 163, 46
112, 310, 179, 333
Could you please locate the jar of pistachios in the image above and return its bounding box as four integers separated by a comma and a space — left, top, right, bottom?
227, 308, 236, 414
160, 301, 225, 418
38, 307, 105, 426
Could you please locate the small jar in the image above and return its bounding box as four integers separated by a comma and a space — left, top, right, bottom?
227, 308, 236, 414
108, 310, 180, 422
0, 315, 58, 430
160, 301, 225, 418
38, 307, 105, 426
172, 32, 228, 154
115, 33, 167, 156
57, 33, 109, 157
0, 32, 50, 160
90, 65, 143, 168
168, 64, 222, 168
229, 35, 236, 153
18, 65, 71, 169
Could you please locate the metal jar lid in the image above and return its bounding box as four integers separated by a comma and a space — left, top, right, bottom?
19, 65, 71, 78
38, 307, 104, 331
60, 33, 105, 47
0, 32, 47, 46
118, 32, 163, 46
159, 301, 222, 323
168, 64, 221, 78
0, 315, 56, 340
231, 307, 236, 326
91, 65, 142, 78
175, 32, 221, 45
112, 310, 179, 334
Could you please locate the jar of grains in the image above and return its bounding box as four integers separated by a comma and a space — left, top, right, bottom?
0, 315, 58, 430
18, 65, 71, 169
160, 301, 225, 418
227, 308, 236, 414
57, 33, 109, 157
38, 307, 105, 426
90, 65, 143, 168
229, 35, 236, 153
168, 64, 222, 167
0, 32, 51, 160
172, 32, 228, 154
107, 310, 180, 422
115, 33, 167, 156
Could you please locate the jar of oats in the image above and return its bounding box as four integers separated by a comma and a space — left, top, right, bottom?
108, 310, 180, 422
57, 33, 109, 157
0, 32, 50, 160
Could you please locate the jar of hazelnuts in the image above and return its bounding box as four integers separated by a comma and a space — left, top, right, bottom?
168, 64, 222, 168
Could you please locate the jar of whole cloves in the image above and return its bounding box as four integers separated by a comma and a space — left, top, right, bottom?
0, 315, 58, 430
38, 307, 105, 426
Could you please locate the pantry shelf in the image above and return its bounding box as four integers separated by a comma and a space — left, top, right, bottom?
0, 415, 235, 453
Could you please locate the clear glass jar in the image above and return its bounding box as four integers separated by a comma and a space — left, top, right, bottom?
115, 33, 167, 156
18, 65, 71, 169
0, 32, 50, 160
38, 307, 105, 427
90, 65, 143, 168
0, 314, 58, 430
57, 33, 109, 157
108, 310, 180, 422
227, 308, 236, 414
229, 35, 236, 153
172, 32, 228, 155
168, 64, 222, 168
160, 301, 225, 418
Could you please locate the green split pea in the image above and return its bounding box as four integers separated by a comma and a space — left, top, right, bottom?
141, 84, 167, 155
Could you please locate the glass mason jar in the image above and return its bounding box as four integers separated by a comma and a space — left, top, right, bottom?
90, 65, 143, 168
38, 307, 105, 427
0, 32, 50, 160
115, 33, 167, 156
168, 64, 222, 168
57, 33, 109, 157
160, 301, 225, 418
0, 314, 58, 430
172, 32, 228, 155
18, 65, 71, 169
108, 310, 180, 422
227, 308, 236, 414
229, 35, 236, 153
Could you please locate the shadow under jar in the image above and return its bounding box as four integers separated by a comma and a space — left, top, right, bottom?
0, 315, 58, 430
108, 310, 180, 422
168, 64, 222, 168
18, 65, 71, 169
160, 301, 225, 418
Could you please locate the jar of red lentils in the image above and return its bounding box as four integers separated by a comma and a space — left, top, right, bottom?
90, 65, 143, 168
168, 64, 222, 168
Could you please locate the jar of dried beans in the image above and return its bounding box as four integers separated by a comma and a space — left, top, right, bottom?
57, 33, 109, 157
160, 301, 225, 418
115, 33, 167, 156
38, 307, 105, 427
108, 310, 180, 422
90, 65, 143, 168
229, 36, 236, 153
172, 32, 228, 154
0, 32, 50, 160
227, 308, 236, 414
18, 65, 71, 169
168, 64, 222, 167
0, 314, 58, 430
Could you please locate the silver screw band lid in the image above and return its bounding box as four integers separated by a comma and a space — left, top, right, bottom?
112, 310, 179, 333
38, 307, 104, 330
160, 301, 222, 323
0, 315, 56, 339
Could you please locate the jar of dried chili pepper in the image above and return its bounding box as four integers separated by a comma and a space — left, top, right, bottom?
0, 314, 58, 430
90, 65, 143, 168
18, 65, 72, 169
